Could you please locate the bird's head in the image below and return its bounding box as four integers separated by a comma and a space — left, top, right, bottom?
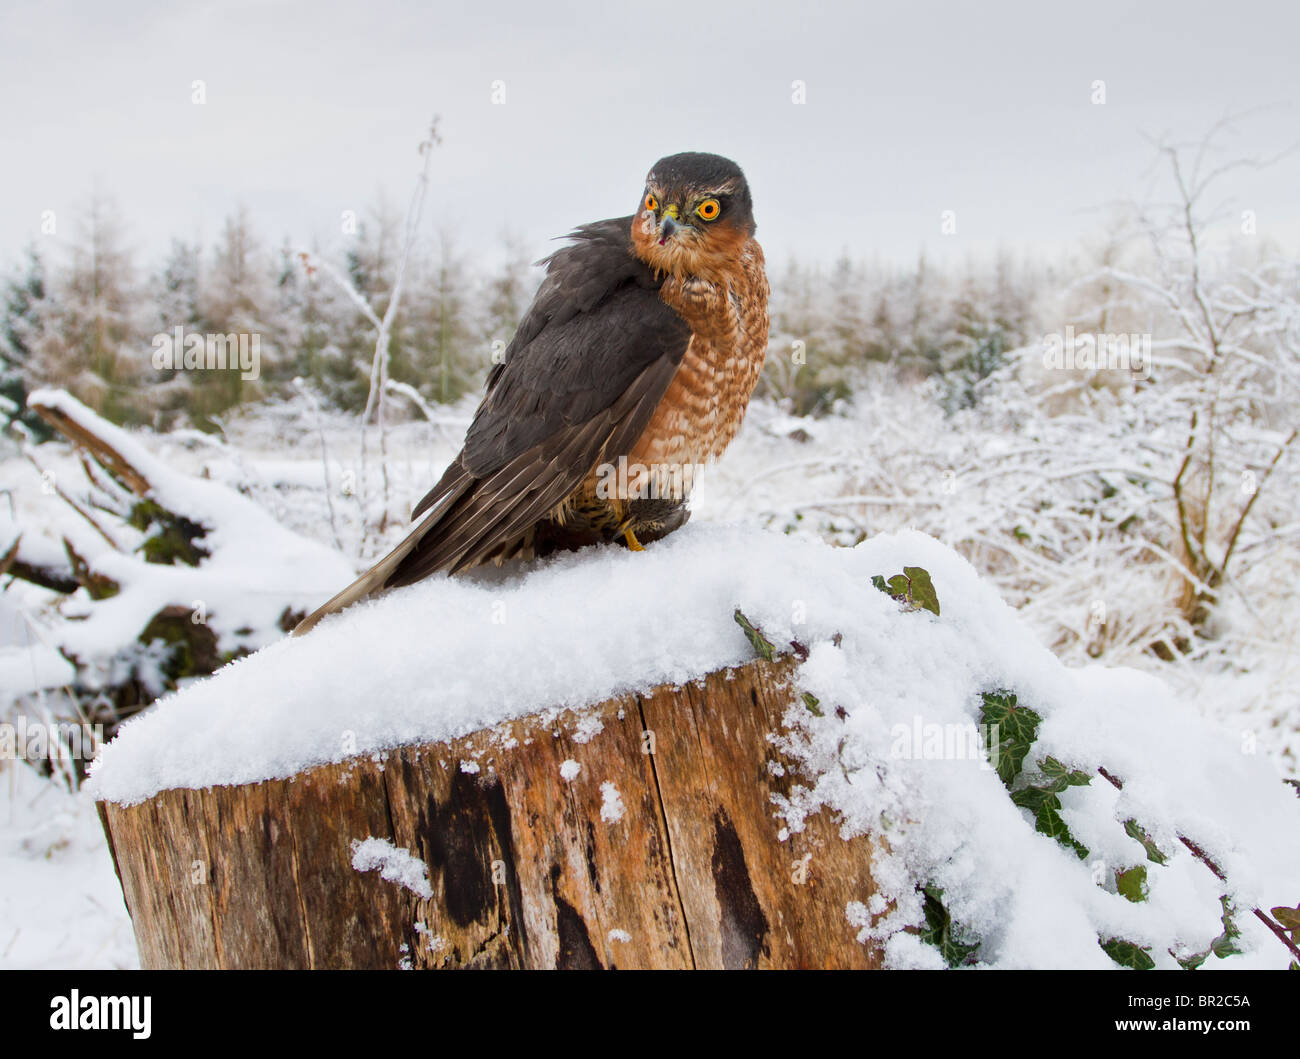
630, 152, 755, 279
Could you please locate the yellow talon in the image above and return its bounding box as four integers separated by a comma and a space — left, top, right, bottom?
623, 528, 645, 552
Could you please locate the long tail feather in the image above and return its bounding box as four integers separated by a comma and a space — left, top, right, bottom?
290, 476, 469, 637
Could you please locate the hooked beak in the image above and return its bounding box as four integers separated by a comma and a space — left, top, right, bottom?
658, 203, 681, 246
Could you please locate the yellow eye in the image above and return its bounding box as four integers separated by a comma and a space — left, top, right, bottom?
644, 193, 658, 212
696, 198, 720, 221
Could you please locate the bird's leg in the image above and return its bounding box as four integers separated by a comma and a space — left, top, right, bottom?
608, 500, 646, 552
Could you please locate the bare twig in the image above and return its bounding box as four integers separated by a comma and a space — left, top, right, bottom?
300, 118, 441, 544
19, 447, 121, 552
1220, 426, 1298, 575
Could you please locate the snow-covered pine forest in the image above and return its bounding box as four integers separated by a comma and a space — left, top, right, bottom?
2, 128, 1298, 968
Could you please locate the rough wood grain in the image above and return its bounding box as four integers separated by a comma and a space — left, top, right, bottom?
98, 656, 882, 969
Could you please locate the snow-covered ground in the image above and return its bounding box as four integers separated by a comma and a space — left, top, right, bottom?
2, 385, 1297, 968
0, 762, 137, 969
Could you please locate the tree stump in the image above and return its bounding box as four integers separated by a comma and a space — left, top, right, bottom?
97, 656, 882, 969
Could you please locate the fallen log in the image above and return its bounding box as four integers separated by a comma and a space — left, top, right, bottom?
0, 535, 80, 594
97, 655, 881, 969
29, 394, 152, 497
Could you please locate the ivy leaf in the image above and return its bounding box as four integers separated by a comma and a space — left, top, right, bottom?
903, 566, 940, 616
1123, 818, 1168, 865
1270, 905, 1300, 938
1005, 756, 1092, 859
977, 697, 1091, 859
1176, 895, 1244, 968
1116, 865, 1149, 903
1039, 756, 1093, 793
801, 692, 824, 717
918, 886, 980, 967
1011, 784, 1090, 859
870, 566, 941, 616
1209, 934, 1241, 959
979, 690, 1041, 787
733, 608, 775, 662
1100, 936, 1155, 970
1210, 897, 1243, 959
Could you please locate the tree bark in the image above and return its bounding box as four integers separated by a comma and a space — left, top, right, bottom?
97, 655, 882, 969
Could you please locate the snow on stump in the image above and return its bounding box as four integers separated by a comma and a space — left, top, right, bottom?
96, 653, 879, 969
88, 525, 1300, 970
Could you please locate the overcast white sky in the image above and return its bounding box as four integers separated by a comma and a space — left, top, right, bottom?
1, 0, 1297, 273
